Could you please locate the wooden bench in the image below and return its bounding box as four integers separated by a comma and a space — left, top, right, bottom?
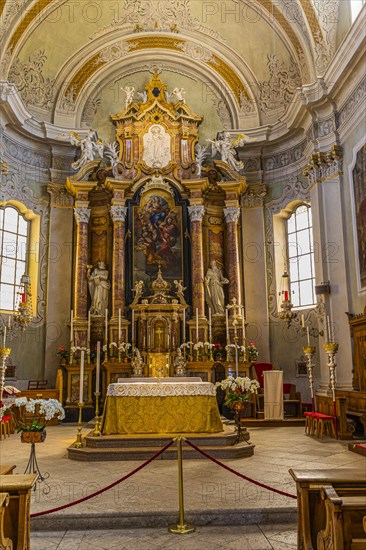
317, 486, 366, 549
289, 468, 366, 549
0, 474, 38, 550
0, 493, 12, 550
0, 466, 16, 476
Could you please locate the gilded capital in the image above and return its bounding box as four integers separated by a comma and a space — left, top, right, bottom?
241, 184, 267, 209
223, 207, 240, 223
74, 207, 91, 224
188, 205, 205, 222
303, 146, 343, 187
110, 205, 128, 222
48, 183, 74, 208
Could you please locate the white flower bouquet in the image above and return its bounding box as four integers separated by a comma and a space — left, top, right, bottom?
9, 397, 65, 432
215, 376, 260, 408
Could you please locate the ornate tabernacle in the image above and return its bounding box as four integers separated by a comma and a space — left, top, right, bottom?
63, 73, 250, 406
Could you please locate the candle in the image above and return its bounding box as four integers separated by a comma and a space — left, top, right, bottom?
301, 314, 305, 328
196, 308, 199, 342
306, 326, 310, 346
105, 309, 108, 345
167, 333, 170, 348
284, 290, 289, 301
118, 309, 121, 343
225, 307, 229, 344
70, 309, 74, 345
96, 341, 100, 393
131, 309, 135, 343
7, 316, 11, 328
3, 325, 6, 347
209, 307, 212, 339
87, 310, 91, 346
327, 315, 332, 343
182, 309, 186, 342
79, 350, 85, 404
241, 307, 246, 343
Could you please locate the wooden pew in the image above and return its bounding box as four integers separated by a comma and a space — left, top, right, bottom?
0, 493, 12, 549
0, 467, 16, 476
0, 474, 37, 550
317, 486, 366, 549
289, 468, 366, 549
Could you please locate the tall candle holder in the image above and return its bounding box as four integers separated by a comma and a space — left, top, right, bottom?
93, 392, 101, 436
74, 403, 84, 448
303, 346, 316, 411
234, 336, 239, 378
0, 346, 11, 405
323, 342, 339, 437
209, 337, 214, 362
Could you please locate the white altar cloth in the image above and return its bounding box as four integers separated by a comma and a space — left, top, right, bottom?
107, 381, 216, 397
117, 377, 202, 383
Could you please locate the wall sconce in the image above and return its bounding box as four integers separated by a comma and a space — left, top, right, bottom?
278, 270, 297, 327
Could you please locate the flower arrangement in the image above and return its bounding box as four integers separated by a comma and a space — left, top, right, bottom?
9, 397, 65, 432
215, 376, 260, 408
213, 343, 225, 360
247, 341, 259, 361
56, 346, 69, 361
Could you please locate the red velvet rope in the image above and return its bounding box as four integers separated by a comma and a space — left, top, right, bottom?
30, 439, 174, 518
185, 439, 297, 500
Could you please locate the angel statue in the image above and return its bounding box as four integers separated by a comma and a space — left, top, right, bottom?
195, 143, 209, 177
63, 130, 103, 171
104, 141, 120, 178
172, 88, 186, 103
136, 90, 148, 103
207, 131, 256, 173
121, 85, 135, 109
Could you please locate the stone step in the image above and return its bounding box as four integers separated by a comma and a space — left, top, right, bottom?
68, 441, 255, 461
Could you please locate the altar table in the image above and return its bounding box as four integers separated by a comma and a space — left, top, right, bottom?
101, 382, 224, 435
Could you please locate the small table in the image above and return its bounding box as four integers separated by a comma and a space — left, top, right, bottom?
101, 381, 224, 435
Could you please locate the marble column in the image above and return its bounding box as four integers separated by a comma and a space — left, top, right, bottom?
74, 207, 91, 319
188, 205, 205, 317
224, 206, 242, 308
110, 205, 128, 318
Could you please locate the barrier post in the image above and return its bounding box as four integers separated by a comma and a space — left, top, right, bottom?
169, 436, 195, 534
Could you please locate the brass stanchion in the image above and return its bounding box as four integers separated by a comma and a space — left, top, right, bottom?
93, 392, 102, 436
169, 436, 195, 534
74, 403, 84, 448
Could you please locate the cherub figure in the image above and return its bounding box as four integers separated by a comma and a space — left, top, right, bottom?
121, 85, 135, 109
136, 90, 148, 103
172, 88, 186, 103
207, 131, 256, 173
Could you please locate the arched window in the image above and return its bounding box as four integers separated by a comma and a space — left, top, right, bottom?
287, 205, 316, 308
0, 205, 29, 312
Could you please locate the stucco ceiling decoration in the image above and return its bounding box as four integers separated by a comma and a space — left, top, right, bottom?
63, 36, 253, 108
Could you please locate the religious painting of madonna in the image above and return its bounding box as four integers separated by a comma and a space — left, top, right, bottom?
133, 190, 183, 286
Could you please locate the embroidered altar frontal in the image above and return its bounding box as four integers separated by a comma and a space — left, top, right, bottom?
101, 382, 224, 435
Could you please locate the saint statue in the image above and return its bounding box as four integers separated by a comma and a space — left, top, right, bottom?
204, 260, 229, 315
207, 131, 256, 173
142, 124, 171, 168
88, 261, 111, 315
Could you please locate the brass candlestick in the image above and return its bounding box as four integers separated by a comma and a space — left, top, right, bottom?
93, 392, 101, 436
74, 403, 84, 448
303, 346, 316, 411
209, 337, 213, 362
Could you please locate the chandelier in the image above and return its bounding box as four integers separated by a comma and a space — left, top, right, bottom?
13, 274, 33, 331
278, 270, 297, 327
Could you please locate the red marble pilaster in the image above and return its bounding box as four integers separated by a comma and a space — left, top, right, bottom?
188, 205, 205, 317
74, 207, 91, 319
110, 205, 127, 317
224, 207, 242, 307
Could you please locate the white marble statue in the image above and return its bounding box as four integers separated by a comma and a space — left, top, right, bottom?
207, 131, 256, 173
137, 90, 148, 103
104, 141, 120, 177
195, 143, 209, 177
88, 261, 111, 315
142, 124, 171, 168
65, 130, 102, 170
121, 85, 135, 109
172, 87, 186, 103
204, 260, 229, 315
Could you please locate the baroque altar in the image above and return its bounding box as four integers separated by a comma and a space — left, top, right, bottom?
63, 73, 250, 406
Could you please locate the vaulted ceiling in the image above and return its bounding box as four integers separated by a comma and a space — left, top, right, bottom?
0, 0, 350, 141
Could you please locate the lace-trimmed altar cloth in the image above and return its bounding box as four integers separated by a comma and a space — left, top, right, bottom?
107, 381, 216, 398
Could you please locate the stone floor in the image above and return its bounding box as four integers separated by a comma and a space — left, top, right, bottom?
1, 423, 364, 547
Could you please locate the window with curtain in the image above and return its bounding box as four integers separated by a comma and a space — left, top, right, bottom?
287, 204, 316, 308
0, 205, 29, 312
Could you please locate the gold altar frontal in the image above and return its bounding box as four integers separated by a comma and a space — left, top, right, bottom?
101, 394, 223, 435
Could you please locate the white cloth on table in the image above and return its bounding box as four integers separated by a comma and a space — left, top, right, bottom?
264, 370, 284, 420
107, 381, 216, 397
117, 377, 202, 383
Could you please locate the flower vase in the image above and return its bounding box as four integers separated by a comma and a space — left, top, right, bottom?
21, 430, 46, 444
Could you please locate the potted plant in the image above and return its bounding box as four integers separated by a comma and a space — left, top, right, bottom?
247, 341, 259, 362
9, 397, 65, 443
213, 343, 225, 361
56, 346, 70, 365
215, 376, 260, 412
